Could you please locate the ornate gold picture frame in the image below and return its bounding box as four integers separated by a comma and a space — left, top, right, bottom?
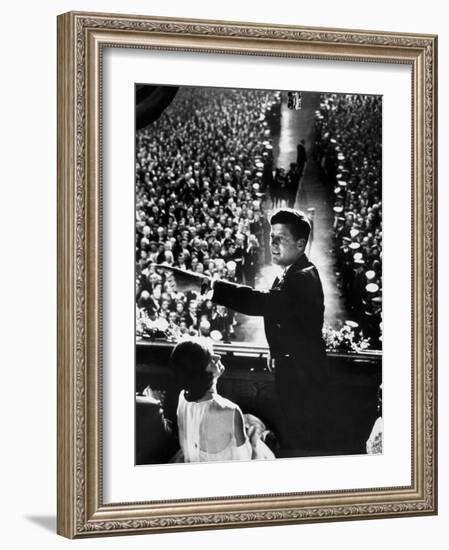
57, 11, 437, 538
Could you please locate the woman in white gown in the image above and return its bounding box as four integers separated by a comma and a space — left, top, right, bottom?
170, 338, 274, 463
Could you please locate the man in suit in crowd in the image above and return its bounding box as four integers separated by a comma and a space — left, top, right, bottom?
158, 209, 328, 457
296, 139, 308, 178
285, 163, 301, 208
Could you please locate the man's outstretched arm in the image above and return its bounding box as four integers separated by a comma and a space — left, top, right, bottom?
212, 279, 270, 317
155, 264, 282, 318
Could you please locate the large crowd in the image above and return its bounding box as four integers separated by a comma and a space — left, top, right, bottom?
315, 94, 383, 346
135, 87, 383, 349
135, 87, 278, 342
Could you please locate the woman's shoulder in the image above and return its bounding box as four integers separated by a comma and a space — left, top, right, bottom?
210, 394, 241, 412
178, 391, 240, 413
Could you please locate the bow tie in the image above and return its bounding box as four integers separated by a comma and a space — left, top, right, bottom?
271, 273, 285, 289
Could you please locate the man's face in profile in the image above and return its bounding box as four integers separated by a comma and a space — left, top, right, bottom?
270, 223, 304, 267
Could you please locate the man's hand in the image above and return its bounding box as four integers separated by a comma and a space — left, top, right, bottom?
155, 265, 211, 294
247, 425, 262, 459
247, 424, 275, 460
266, 352, 275, 373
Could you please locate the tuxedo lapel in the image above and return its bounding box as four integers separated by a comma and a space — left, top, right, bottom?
271, 276, 281, 289
271, 255, 310, 289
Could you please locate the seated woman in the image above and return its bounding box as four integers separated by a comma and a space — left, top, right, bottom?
170, 338, 274, 462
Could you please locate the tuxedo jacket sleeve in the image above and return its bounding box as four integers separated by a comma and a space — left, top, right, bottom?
212, 259, 325, 363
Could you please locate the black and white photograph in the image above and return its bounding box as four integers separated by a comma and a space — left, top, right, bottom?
134, 84, 383, 465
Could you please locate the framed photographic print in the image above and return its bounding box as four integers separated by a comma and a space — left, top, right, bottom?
57, 11, 438, 538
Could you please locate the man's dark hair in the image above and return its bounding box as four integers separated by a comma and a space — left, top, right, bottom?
270, 209, 311, 242
169, 338, 214, 402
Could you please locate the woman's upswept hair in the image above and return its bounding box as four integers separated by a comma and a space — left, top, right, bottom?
169, 338, 214, 402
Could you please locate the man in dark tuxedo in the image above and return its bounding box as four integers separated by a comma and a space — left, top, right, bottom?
158, 209, 328, 456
